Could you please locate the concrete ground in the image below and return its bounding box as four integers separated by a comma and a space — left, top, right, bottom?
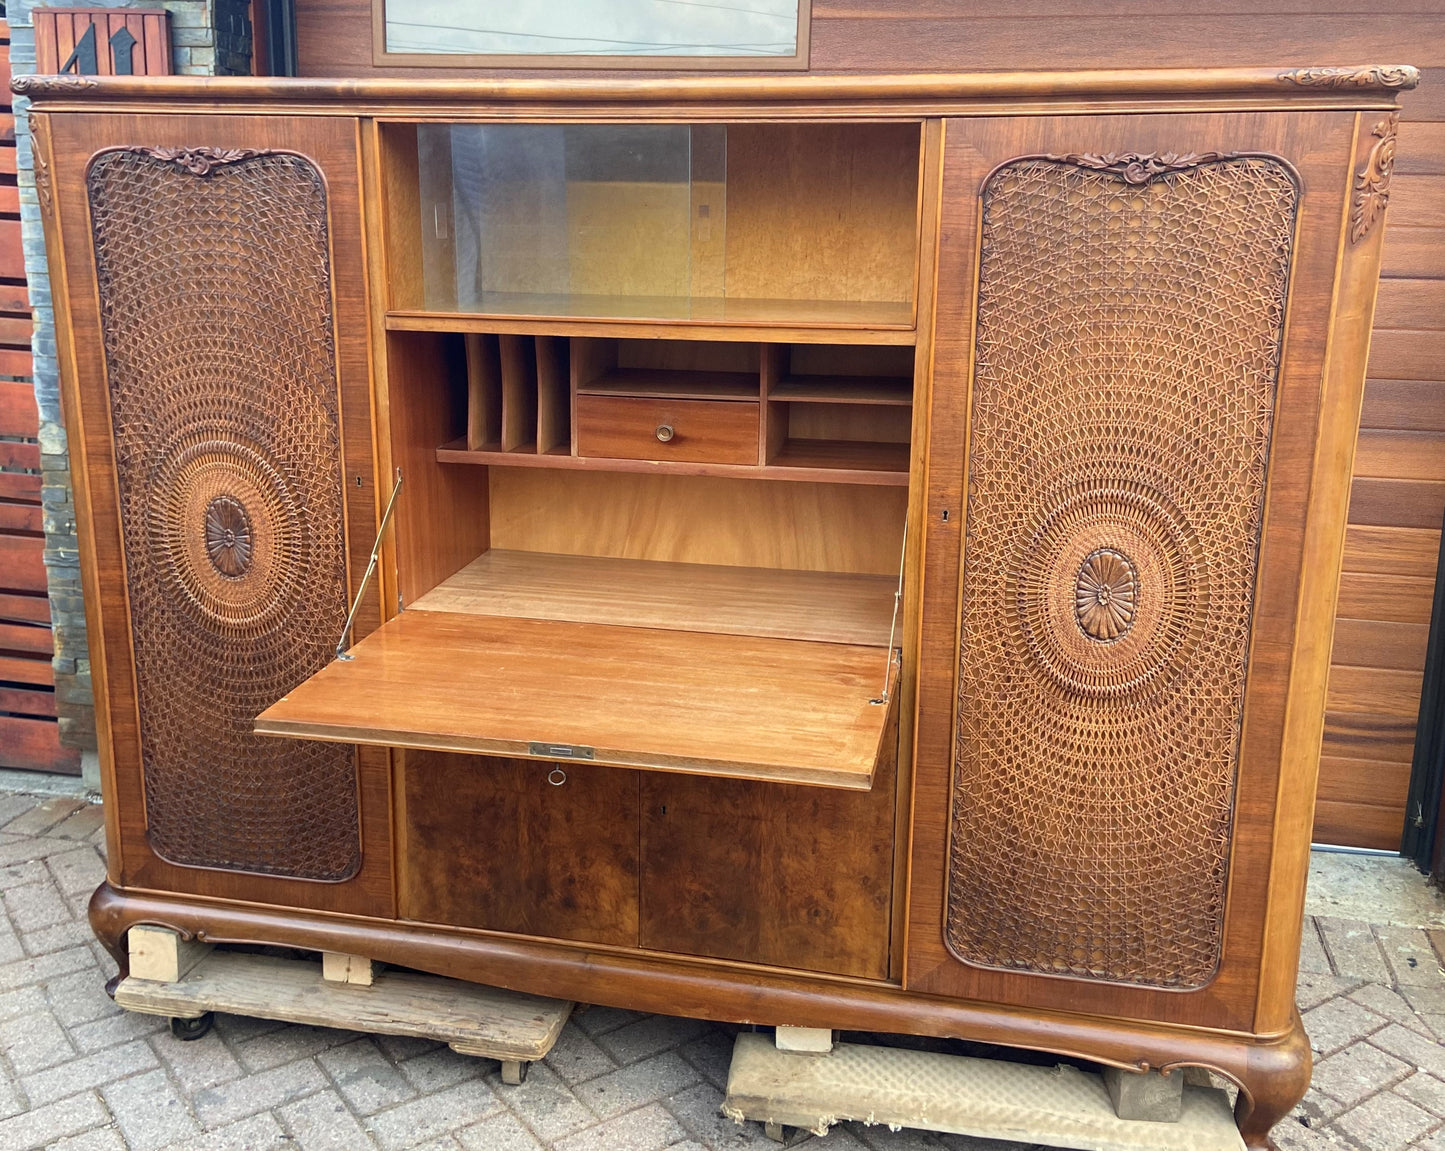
0, 783, 1442, 1151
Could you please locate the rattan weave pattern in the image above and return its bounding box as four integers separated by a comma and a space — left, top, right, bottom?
947, 156, 1298, 988
88, 148, 360, 881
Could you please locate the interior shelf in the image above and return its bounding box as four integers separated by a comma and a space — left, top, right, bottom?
578, 368, 759, 401
255, 610, 897, 790
409, 550, 896, 646
770, 439, 912, 474
387, 296, 914, 331
770, 376, 913, 405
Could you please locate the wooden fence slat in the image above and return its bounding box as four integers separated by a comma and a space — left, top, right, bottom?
1349, 477, 1445, 530
1360, 379, 1445, 432
0, 592, 51, 625
0, 380, 37, 436
1323, 709, 1420, 764
0, 714, 79, 773
0, 620, 53, 656
0, 684, 56, 718
0, 502, 42, 533
0, 534, 45, 592
1342, 525, 1442, 578
1330, 618, 1431, 672
0, 652, 53, 687
0, 347, 34, 378
1368, 330, 1445, 381
1354, 430, 1445, 482
1383, 226, 1445, 280
0, 472, 39, 503
1373, 279, 1445, 331
0, 441, 40, 471
1336, 572, 1436, 625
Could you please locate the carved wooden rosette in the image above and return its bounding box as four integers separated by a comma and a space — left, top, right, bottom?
1350, 113, 1399, 244
86, 145, 360, 881
949, 149, 1299, 989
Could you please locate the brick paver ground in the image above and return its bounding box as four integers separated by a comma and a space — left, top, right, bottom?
1, 788, 1443, 1151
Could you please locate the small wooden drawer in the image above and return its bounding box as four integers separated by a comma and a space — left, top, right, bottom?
576, 396, 759, 465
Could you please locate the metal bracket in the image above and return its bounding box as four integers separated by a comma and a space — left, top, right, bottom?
336, 468, 403, 662
872, 514, 908, 705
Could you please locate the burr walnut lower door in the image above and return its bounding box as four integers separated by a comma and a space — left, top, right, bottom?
44, 112, 391, 916
907, 110, 1360, 1032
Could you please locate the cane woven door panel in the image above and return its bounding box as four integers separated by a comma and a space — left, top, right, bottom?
46, 112, 392, 915
908, 112, 1357, 1029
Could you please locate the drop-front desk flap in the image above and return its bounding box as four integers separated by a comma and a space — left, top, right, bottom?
254, 609, 897, 790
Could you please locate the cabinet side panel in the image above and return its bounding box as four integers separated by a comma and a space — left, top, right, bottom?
86, 148, 360, 881
948, 156, 1299, 988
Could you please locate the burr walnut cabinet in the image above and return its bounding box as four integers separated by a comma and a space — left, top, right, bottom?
21, 64, 1416, 1147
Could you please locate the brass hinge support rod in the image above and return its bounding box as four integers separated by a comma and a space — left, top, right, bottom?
336, 468, 402, 662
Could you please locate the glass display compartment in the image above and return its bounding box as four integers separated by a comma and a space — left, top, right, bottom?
391, 121, 921, 328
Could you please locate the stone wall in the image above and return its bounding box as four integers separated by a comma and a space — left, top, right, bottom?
8, 0, 252, 782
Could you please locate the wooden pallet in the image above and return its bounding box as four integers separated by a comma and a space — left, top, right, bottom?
116, 932, 573, 1084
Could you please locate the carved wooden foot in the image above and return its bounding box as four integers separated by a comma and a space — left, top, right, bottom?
1225, 1013, 1313, 1150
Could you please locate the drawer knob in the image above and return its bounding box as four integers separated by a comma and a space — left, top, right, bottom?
655, 423, 675, 443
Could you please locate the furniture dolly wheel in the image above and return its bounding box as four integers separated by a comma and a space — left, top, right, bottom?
169, 1012, 214, 1040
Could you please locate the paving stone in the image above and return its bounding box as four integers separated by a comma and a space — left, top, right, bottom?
235, 1021, 360, 1073
400, 1045, 489, 1092
149, 1028, 245, 1094
1370, 1023, 1445, 1078
320, 1037, 419, 1115
46, 846, 105, 897
1309, 1041, 1411, 1106
212, 1011, 287, 1044
69, 1006, 167, 1053
374, 1033, 443, 1062
1375, 924, 1445, 987
21, 919, 96, 957
1298, 917, 1331, 974
1301, 995, 1390, 1055
1265, 1116, 1354, 1151
851, 1123, 949, 1149
49, 1128, 129, 1151
592, 1013, 713, 1065
934, 1134, 1036, 1151
101, 1066, 202, 1151
0, 983, 49, 1025
490, 1059, 595, 1141
1317, 917, 1392, 983
456, 1110, 546, 1151
664, 1081, 790, 1150
574, 1049, 702, 1120
1395, 1070, 1445, 1117
1294, 1086, 1348, 1127
49, 806, 104, 841
367, 1079, 502, 1150
1295, 971, 1365, 1012
572, 1006, 648, 1038
551, 1101, 687, 1151
0, 914, 24, 965
21, 1037, 160, 1106
0, 945, 96, 993
679, 1028, 737, 1091
0, 1090, 110, 1151
544, 1023, 619, 1086
0, 835, 85, 867
0, 793, 42, 826
1346, 981, 1432, 1033
278, 1086, 378, 1150
0, 1006, 77, 1074
191, 1056, 329, 1128
1333, 1089, 1436, 1150
1402, 984, 1445, 1016
0, 859, 49, 888
156, 1110, 292, 1151
45, 968, 121, 1028
2, 797, 86, 837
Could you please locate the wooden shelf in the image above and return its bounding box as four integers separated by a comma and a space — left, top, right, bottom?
771, 439, 912, 475
436, 438, 910, 487
770, 376, 913, 406
579, 368, 759, 402
256, 611, 897, 790
385, 310, 916, 346
410, 551, 895, 647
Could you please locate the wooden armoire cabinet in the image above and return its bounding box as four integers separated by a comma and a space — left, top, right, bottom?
22, 64, 1416, 1147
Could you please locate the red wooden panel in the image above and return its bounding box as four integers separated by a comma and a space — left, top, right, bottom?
0, 714, 79, 773
142, 12, 168, 76
0, 219, 23, 270
0, 347, 33, 377
0, 147, 17, 178
55, 13, 78, 80
0, 652, 53, 687
0, 502, 41, 533
0, 592, 50, 625
0, 620, 54, 656
32, 9, 170, 76
0, 186, 19, 216
0, 534, 45, 592
0, 381, 37, 436
0, 472, 39, 502
33, 12, 59, 74
0, 441, 39, 470
0, 315, 33, 346
0, 685, 57, 718
0, 284, 32, 314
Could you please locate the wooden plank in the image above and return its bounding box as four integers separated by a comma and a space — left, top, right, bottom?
1382, 227, 1445, 280
1359, 379, 1445, 432
0, 714, 77, 773
1348, 478, 1445, 529
0, 501, 41, 533
1368, 330, 1445, 381
129, 926, 213, 983
1397, 121, 1445, 176
1330, 618, 1430, 672
0, 381, 37, 437
0, 534, 44, 592
0, 185, 20, 217
1313, 800, 1406, 851
0, 347, 33, 378
410, 550, 895, 646
0, 284, 31, 315
0, 685, 56, 718
0, 471, 39, 503
115, 949, 572, 1060
0, 441, 39, 470
1373, 280, 1445, 330
1342, 525, 1442, 577
0, 652, 52, 687
0, 218, 21, 269
1326, 666, 1424, 718
0, 592, 51, 625
257, 610, 896, 790
1336, 572, 1435, 624
1388, 176, 1445, 230
1353, 430, 1445, 481
0, 315, 33, 347
0, 620, 53, 657
1322, 709, 1419, 764
1317, 755, 1415, 808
